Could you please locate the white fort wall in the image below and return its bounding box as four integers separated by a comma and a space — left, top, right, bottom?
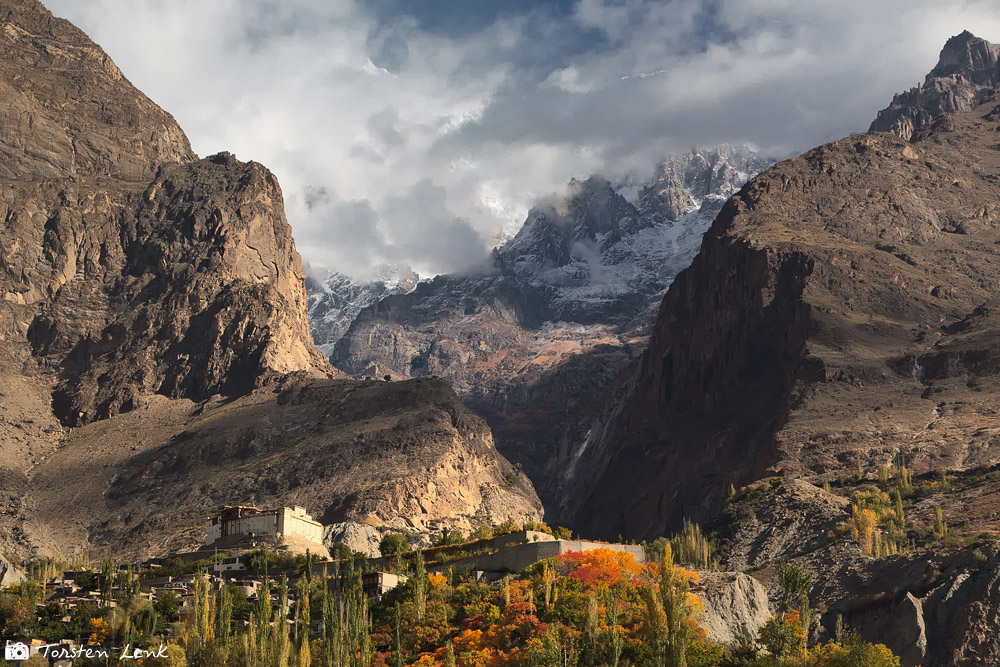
205, 506, 323, 547
277, 507, 323, 544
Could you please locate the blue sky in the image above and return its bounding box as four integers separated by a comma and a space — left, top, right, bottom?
45, 0, 1000, 279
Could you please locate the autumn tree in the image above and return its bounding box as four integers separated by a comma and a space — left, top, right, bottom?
846, 506, 878, 556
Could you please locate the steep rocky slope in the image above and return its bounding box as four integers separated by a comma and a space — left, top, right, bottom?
27, 376, 541, 560
0, 0, 541, 558
564, 31, 1000, 540
567, 95, 1000, 539
329, 147, 770, 498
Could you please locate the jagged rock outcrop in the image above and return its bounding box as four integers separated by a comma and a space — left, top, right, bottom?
639, 145, 766, 223
807, 541, 1000, 665
695, 571, 771, 645
566, 95, 1000, 540
324, 521, 383, 558
307, 265, 419, 356
849, 545, 1000, 667
329, 148, 771, 503
871, 31, 999, 140
0, 0, 542, 558
715, 478, 1000, 665
0, 553, 24, 587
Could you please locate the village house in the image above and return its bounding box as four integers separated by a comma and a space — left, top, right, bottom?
202, 555, 246, 576
361, 571, 408, 599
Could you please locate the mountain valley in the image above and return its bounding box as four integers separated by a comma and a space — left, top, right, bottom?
3, 0, 1000, 663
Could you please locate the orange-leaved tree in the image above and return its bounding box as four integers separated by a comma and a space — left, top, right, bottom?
557, 548, 645, 589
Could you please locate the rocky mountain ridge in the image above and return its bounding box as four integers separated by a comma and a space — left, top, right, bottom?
0, 0, 540, 558
548, 30, 1000, 664
871, 30, 999, 140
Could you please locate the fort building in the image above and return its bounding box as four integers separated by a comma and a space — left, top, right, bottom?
204, 505, 328, 557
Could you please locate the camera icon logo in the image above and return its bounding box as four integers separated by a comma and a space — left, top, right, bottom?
4, 642, 29, 661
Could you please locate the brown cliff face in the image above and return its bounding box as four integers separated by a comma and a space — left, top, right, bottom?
21, 153, 333, 425
0, 0, 541, 557
1, 0, 331, 429
0, 0, 195, 180
567, 95, 1000, 540
870, 31, 999, 140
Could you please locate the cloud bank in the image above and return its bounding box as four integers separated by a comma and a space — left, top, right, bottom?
45, 0, 1000, 278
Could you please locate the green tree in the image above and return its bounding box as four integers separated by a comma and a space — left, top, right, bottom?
775, 560, 812, 613
670, 519, 716, 569
132, 603, 160, 640
274, 575, 291, 667
217, 585, 233, 649
188, 571, 215, 661
643, 543, 696, 667
99, 557, 115, 609
123, 566, 140, 605
155, 591, 181, 622
759, 614, 800, 659
393, 602, 404, 667
140, 643, 188, 667
74, 570, 95, 589
603, 589, 624, 667
379, 533, 410, 558
934, 506, 949, 540
412, 550, 427, 621
294, 565, 311, 666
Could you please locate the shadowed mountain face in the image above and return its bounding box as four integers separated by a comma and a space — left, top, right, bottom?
0, 0, 541, 558
567, 47, 1000, 541
327, 147, 771, 507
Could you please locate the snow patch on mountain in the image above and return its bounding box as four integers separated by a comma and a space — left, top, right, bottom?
306, 265, 419, 355
308, 145, 771, 354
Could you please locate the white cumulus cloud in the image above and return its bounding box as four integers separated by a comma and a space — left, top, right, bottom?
44, 0, 1000, 279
